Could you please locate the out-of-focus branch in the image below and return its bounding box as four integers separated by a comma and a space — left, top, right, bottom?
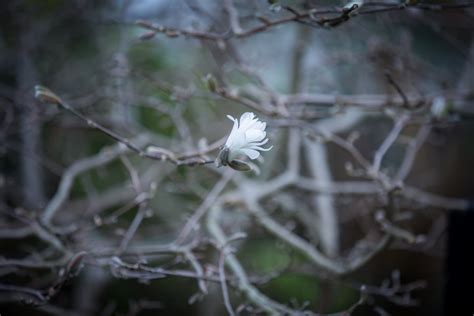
372, 114, 409, 174
100, 242, 208, 295
175, 170, 234, 244
41, 136, 149, 225
363, 270, 427, 307
116, 156, 155, 255
206, 205, 298, 315
402, 186, 470, 211
375, 210, 424, 244
30, 221, 70, 254
0, 283, 47, 305
385, 73, 411, 108
395, 124, 431, 182
216, 233, 247, 316
136, 3, 474, 41
280, 91, 470, 110
223, 0, 242, 35
248, 202, 345, 275
344, 235, 391, 275
0, 255, 68, 269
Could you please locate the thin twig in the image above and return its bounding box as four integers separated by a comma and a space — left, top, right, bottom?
385, 73, 410, 108
41, 137, 148, 225
372, 114, 409, 174
35, 86, 215, 166
224, 0, 242, 35
395, 124, 431, 182
175, 170, 234, 244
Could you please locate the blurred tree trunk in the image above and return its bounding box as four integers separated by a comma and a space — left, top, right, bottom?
16, 26, 45, 209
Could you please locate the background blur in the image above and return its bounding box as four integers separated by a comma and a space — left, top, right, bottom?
1, 0, 474, 315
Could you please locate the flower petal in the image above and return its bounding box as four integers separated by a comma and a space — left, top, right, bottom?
240, 148, 260, 160
248, 138, 268, 146
245, 129, 265, 143
225, 115, 240, 147
248, 145, 273, 152
250, 121, 265, 131
239, 112, 257, 131
240, 112, 255, 123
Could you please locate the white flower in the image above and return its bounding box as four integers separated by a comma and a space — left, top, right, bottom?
223, 112, 273, 162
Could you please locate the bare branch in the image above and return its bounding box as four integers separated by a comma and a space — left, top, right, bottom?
372, 114, 409, 174
41, 137, 149, 225
175, 170, 234, 244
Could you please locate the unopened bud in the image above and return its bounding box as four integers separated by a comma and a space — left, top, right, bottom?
34, 85, 62, 105
204, 74, 218, 92
136, 19, 153, 29
139, 31, 157, 40
228, 159, 251, 172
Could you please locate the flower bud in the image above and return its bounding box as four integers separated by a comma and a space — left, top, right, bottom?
34, 85, 62, 105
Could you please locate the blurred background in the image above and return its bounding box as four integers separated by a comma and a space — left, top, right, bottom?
1, 0, 474, 315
